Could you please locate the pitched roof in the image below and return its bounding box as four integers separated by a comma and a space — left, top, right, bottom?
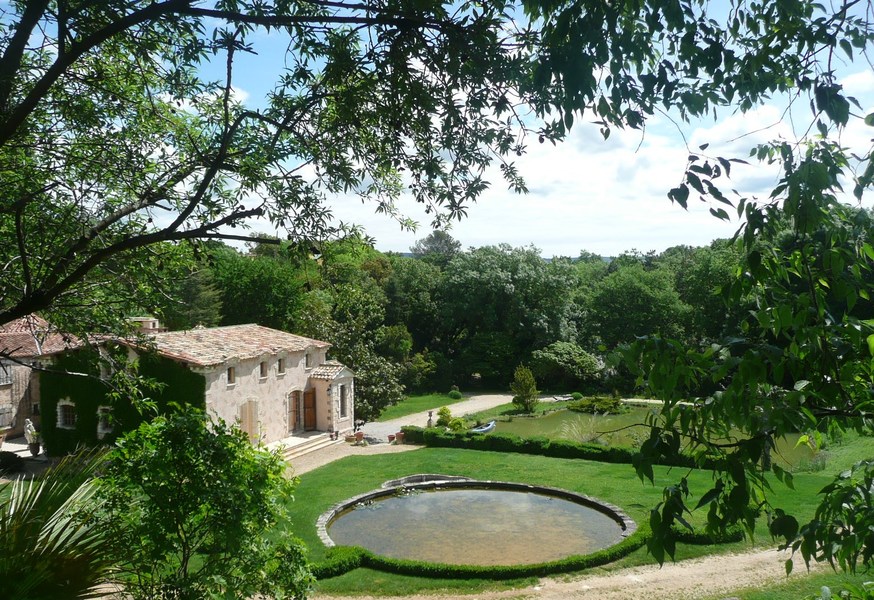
0, 315, 76, 358
310, 360, 352, 380
149, 324, 330, 367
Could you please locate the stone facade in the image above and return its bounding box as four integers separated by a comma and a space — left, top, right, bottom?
149, 324, 355, 445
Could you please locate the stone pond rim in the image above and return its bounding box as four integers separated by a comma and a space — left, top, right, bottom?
316, 474, 637, 566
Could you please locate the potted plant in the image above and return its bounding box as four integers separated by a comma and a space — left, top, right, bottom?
24, 418, 40, 456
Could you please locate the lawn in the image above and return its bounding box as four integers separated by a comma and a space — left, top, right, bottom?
376, 393, 467, 422
287, 446, 839, 595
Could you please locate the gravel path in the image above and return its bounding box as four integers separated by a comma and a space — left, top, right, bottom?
360, 393, 515, 441
289, 394, 515, 474
311, 548, 826, 600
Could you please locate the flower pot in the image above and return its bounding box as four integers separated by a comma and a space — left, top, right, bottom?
355, 431, 365, 442
345, 434, 356, 443
387, 434, 396, 443
394, 432, 405, 444
28, 442, 40, 456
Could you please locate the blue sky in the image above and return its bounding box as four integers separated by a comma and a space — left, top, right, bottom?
216, 20, 874, 259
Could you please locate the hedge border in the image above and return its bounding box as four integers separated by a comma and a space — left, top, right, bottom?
399, 426, 703, 468
312, 523, 649, 580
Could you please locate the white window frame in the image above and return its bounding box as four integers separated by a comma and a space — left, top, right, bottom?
57, 398, 77, 430
339, 384, 348, 419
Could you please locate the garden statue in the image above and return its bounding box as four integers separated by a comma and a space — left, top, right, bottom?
24, 418, 40, 456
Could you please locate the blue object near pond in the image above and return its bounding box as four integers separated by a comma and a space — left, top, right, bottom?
470, 420, 496, 434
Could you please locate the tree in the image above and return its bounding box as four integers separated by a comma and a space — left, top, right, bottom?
298, 285, 405, 421
586, 263, 689, 349
99, 406, 312, 599
0, 0, 552, 340
439, 245, 580, 384
410, 230, 462, 267
2, 0, 874, 585
510, 364, 539, 413
384, 254, 442, 351
0, 448, 113, 600
159, 268, 223, 330
623, 195, 874, 571
530, 341, 601, 391
208, 245, 304, 331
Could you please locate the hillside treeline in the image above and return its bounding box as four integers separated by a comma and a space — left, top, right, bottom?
155, 231, 746, 420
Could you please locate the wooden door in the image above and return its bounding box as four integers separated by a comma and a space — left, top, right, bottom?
303, 389, 316, 431
287, 391, 301, 433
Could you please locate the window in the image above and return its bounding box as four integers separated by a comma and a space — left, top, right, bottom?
277, 358, 285, 375
305, 353, 312, 368
227, 366, 236, 385
259, 361, 268, 379
96, 406, 113, 439
57, 399, 77, 430
339, 384, 348, 419
0, 360, 11, 386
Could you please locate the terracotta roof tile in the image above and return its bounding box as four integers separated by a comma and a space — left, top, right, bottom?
0, 316, 78, 357
150, 324, 330, 367
310, 360, 350, 380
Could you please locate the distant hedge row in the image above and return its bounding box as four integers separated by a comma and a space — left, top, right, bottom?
399, 426, 703, 469
311, 525, 649, 580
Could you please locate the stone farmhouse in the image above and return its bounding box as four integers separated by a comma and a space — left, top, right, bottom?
11, 317, 354, 453
143, 322, 355, 444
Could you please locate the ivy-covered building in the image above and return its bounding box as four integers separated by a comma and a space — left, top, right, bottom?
40, 323, 355, 455
0, 315, 74, 439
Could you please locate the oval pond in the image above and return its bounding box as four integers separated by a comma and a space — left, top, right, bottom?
327, 486, 627, 566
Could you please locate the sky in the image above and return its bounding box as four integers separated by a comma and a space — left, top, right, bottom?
218, 18, 874, 260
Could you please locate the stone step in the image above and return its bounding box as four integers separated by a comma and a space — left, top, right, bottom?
282, 434, 343, 462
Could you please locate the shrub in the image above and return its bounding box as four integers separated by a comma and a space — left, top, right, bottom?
435, 406, 452, 427
570, 392, 583, 401
447, 417, 466, 431
530, 342, 602, 391
401, 425, 699, 469
510, 365, 539, 413
0, 451, 24, 474
447, 389, 463, 400
568, 395, 628, 415
99, 406, 313, 599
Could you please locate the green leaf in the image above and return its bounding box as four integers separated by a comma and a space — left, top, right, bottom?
865, 113, 874, 127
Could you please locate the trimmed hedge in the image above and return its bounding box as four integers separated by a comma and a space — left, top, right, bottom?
401, 426, 701, 469
311, 524, 649, 580
0, 451, 24, 474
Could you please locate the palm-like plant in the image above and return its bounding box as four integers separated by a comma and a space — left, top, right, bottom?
0, 448, 113, 599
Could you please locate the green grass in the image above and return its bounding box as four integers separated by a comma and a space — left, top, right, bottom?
705, 570, 874, 600
286, 446, 838, 595
376, 393, 467, 422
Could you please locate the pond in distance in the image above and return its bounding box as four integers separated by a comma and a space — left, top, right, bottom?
495, 407, 816, 470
